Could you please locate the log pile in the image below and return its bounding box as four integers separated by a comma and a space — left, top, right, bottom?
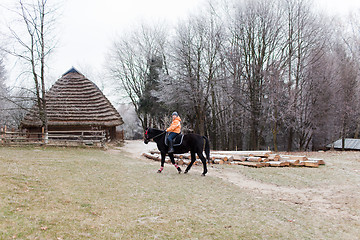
142, 150, 325, 168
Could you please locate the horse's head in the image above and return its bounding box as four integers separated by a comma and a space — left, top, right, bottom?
144, 128, 165, 144
144, 128, 150, 144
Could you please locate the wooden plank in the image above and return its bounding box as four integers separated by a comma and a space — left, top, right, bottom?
48, 130, 105, 134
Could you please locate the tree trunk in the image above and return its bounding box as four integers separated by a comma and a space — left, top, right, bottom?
287, 127, 293, 152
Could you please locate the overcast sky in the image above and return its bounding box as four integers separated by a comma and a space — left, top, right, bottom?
51, 0, 208, 77
53, 0, 360, 78
1, 0, 360, 94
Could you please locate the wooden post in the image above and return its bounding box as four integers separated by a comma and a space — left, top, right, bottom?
42, 127, 45, 143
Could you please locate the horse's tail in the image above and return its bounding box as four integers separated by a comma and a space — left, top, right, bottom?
203, 136, 210, 161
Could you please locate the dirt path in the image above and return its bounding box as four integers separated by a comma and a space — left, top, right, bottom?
210, 167, 359, 221
118, 140, 360, 222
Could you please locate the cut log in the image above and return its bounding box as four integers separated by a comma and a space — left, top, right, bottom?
142, 153, 161, 161
149, 150, 160, 155
249, 153, 270, 158
307, 158, 325, 165
173, 154, 184, 159
279, 156, 291, 161
211, 154, 234, 161
266, 161, 289, 167
290, 162, 305, 167
175, 154, 190, 159
301, 161, 319, 168
177, 159, 184, 165
268, 154, 280, 161
247, 157, 262, 162
183, 160, 191, 165
236, 162, 265, 168
281, 155, 308, 161
286, 159, 300, 165
213, 159, 224, 164
211, 150, 272, 156
232, 156, 246, 162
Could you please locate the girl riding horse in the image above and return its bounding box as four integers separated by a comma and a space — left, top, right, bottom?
144, 127, 210, 176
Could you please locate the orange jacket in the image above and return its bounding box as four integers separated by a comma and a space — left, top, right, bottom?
166, 116, 181, 133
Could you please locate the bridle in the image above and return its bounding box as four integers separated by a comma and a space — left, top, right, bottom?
145, 129, 166, 142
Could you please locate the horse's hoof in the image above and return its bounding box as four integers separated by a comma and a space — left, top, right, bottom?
157, 170, 162, 173
177, 167, 182, 173
184, 170, 188, 174
201, 173, 206, 176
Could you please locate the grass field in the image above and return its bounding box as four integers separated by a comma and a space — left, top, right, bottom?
0, 145, 359, 239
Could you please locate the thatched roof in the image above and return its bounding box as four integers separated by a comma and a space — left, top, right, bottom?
21, 68, 123, 128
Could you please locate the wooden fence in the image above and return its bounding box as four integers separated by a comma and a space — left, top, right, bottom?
1, 126, 106, 147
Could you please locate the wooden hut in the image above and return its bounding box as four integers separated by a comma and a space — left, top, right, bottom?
21, 68, 123, 141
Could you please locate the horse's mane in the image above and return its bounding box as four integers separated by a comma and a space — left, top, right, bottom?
148, 128, 165, 135
149, 128, 163, 132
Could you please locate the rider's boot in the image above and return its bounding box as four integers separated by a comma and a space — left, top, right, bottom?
168, 140, 174, 153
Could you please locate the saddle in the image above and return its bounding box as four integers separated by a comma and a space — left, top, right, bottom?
165, 133, 184, 147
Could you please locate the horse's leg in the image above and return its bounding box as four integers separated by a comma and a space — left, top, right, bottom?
197, 152, 208, 176
169, 153, 182, 174
157, 151, 166, 173
184, 151, 196, 174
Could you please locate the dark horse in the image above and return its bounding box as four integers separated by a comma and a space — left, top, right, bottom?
144, 128, 210, 176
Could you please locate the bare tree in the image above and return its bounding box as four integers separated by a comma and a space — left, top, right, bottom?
108, 23, 169, 129
1, 0, 58, 136
227, 0, 285, 150
154, 4, 226, 140
343, 11, 360, 139
0, 56, 34, 128
330, 41, 359, 149
0, 57, 11, 126
106, 0, 360, 150
281, 0, 327, 151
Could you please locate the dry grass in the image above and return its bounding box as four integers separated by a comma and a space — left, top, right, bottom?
0, 146, 359, 239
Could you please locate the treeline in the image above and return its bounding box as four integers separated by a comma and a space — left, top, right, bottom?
108, 0, 360, 151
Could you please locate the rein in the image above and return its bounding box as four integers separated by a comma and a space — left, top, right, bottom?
147, 130, 166, 141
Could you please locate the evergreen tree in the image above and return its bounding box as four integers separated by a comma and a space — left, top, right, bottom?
139, 55, 168, 128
